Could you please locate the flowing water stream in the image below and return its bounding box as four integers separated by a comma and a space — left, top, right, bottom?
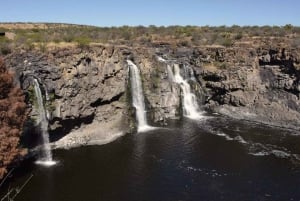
33, 79, 56, 166
159, 56, 203, 119
127, 60, 152, 132
172, 63, 203, 119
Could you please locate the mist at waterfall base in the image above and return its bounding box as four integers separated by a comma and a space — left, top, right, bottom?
2, 116, 300, 201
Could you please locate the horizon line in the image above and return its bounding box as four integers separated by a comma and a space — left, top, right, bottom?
0, 21, 299, 28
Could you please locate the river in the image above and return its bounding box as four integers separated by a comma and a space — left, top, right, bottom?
1, 115, 300, 201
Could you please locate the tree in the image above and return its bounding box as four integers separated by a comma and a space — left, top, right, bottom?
0, 58, 27, 180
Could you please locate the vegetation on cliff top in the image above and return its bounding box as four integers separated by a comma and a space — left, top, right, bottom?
0, 23, 300, 54
0, 58, 27, 179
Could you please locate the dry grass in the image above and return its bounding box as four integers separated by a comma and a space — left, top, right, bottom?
202, 63, 220, 72
44, 42, 77, 49
0, 23, 74, 30
0, 23, 48, 30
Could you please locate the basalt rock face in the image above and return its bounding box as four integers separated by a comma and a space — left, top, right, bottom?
4, 44, 300, 151
188, 46, 300, 129
5, 46, 133, 148
130, 48, 181, 124
5, 45, 185, 149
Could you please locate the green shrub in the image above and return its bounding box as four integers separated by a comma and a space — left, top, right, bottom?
74, 37, 91, 48
0, 45, 11, 55
284, 24, 293, 31
63, 35, 74, 42
221, 38, 233, 47
234, 32, 243, 40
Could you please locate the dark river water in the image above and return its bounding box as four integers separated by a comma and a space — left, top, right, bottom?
1, 116, 300, 201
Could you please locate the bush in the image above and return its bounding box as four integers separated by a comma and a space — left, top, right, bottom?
0, 58, 27, 179
63, 34, 75, 43
0, 45, 12, 55
221, 38, 233, 47
74, 37, 91, 48
234, 32, 243, 40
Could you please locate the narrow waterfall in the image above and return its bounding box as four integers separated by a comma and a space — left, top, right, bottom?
127, 60, 151, 132
33, 79, 56, 166
170, 64, 203, 119
157, 56, 174, 81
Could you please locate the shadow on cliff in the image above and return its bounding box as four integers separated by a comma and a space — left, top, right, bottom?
48, 114, 95, 142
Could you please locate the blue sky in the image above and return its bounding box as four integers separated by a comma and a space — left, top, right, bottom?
2, 0, 300, 27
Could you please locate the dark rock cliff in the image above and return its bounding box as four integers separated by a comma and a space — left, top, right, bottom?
3, 44, 300, 149
188, 46, 300, 129
5, 46, 133, 148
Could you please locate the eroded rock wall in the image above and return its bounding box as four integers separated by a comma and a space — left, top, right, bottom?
4, 44, 300, 151
130, 48, 181, 124
5, 45, 201, 148
187, 46, 300, 129
5, 46, 133, 148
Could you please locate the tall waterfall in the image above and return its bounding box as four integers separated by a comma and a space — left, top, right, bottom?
169, 63, 203, 119
33, 79, 56, 166
127, 60, 151, 132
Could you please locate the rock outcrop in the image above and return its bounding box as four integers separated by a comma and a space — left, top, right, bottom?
188, 46, 300, 129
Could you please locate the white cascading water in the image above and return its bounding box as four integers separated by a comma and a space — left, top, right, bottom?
170, 64, 203, 119
33, 79, 56, 166
127, 60, 152, 132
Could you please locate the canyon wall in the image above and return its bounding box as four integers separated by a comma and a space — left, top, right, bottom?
3, 44, 300, 151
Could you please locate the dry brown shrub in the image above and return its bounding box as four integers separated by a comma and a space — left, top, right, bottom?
0, 58, 27, 179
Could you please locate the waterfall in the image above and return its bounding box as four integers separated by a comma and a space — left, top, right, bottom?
127, 60, 152, 132
33, 79, 56, 166
156, 56, 203, 119
169, 64, 203, 119
157, 56, 166, 62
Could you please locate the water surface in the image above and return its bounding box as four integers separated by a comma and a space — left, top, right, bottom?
1, 116, 300, 201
